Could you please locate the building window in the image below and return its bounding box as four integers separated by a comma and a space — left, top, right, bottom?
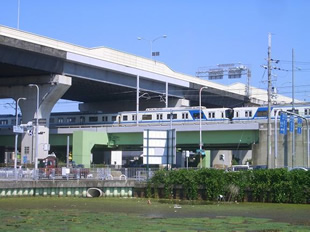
57, 118, 64, 123
49, 118, 55, 124
142, 114, 152, 120
89, 116, 98, 122
80, 116, 85, 123
67, 117, 76, 123
0, 120, 8, 125
24, 146, 30, 155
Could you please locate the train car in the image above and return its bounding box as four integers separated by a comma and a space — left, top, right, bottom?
49, 112, 119, 127
2, 104, 310, 129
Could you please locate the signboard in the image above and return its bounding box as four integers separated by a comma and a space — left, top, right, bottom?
297, 117, 303, 134
289, 115, 295, 133
13, 125, 24, 133
208, 69, 224, 80
152, 52, 160, 57
143, 130, 176, 165
23, 155, 27, 164
228, 68, 242, 79
280, 113, 287, 135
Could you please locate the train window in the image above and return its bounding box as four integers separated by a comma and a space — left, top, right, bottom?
221, 112, 224, 118
287, 109, 299, 114
142, 114, 152, 120
256, 110, 268, 117
132, 115, 136, 120
245, 111, 252, 117
67, 117, 76, 123
0, 120, 8, 125
122, 115, 128, 121
235, 112, 239, 118
193, 113, 200, 119
57, 118, 64, 123
89, 116, 98, 122
157, 114, 163, 120
208, 112, 215, 118
182, 113, 188, 119
112, 116, 117, 121
305, 109, 309, 115
167, 113, 177, 119
80, 116, 85, 123
50, 118, 55, 124
102, 116, 108, 121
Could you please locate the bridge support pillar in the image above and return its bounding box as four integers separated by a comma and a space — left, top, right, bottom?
0, 75, 71, 163
72, 131, 109, 168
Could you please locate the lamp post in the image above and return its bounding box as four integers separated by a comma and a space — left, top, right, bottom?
137, 35, 167, 58
199, 86, 208, 168
17, 0, 20, 29
14, 97, 26, 178
28, 84, 39, 177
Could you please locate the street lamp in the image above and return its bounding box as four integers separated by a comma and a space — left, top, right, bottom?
14, 97, 26, 178
199, 86, 208, 168
28, 84, 39, 177
137, 35, 167, 58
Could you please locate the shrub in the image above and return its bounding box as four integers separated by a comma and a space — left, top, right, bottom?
148, 168, 310, 203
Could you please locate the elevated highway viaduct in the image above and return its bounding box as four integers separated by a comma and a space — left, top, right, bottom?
1, 26, 304, 169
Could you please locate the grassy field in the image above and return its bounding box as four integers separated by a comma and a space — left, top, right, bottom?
0, 197, 309, 231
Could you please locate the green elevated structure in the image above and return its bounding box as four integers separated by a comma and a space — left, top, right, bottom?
72, 131, 109, 168
0, 129, 258, 168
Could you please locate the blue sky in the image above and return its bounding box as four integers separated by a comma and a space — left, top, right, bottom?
1, 0, 310, 113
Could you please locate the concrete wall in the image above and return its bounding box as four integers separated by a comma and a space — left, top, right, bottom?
252, 122, 309, 168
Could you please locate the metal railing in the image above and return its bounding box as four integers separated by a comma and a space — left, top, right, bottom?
0, 167, 158, 181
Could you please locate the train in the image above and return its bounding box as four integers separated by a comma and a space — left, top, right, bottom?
1, 104, 310, 128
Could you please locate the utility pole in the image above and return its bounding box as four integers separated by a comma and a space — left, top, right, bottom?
267, 33, 272, 169
292, 48, 295, 167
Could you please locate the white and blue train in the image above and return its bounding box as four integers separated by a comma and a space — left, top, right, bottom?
1, 104, 310, 128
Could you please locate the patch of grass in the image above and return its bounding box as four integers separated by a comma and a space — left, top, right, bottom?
0, 197, 309, 231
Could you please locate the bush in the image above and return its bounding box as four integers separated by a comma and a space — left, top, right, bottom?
148, 168, 310, 203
